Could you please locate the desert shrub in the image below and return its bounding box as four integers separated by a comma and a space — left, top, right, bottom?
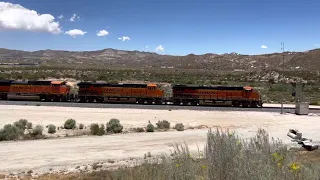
90, 123, 106, 136
13, 119, 30, 131
134, 127, 145, 133
18, 119, 28, 127
13, 121, 25, 131
0, 124, 24, 141
174, 123, 184, 131
32, 125, 43, 136
48, 124, 56, 134
26, 122, 33, 129
98, 124, 105, 136
106, 119, 123, 133
146, 123, 154, 132
90, 123, 105, 136
64, 119, 76, 129
156, 120, 170, 129
79, 123, 84, 130
90, 123, 99, 135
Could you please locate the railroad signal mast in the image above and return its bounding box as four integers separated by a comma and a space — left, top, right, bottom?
280, 42, 285, 114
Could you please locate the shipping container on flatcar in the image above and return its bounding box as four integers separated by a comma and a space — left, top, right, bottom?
77, 82, 165, 104
0, 80, 13, 100
7, 80, 71, 101
172, 84, 263, 107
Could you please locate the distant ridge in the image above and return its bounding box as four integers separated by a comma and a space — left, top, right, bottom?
0, 48, 319, 71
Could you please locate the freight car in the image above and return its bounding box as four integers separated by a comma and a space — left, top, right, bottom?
3, 80, 71, 101
77, 82, 165, 104
171, 84, 263, 108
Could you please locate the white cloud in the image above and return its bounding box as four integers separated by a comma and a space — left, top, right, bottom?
118, 36, 130, 41
58, 15, 63, 19
65, 29, 86, 38
96, 30, 109, 37
0, 2, 62, 34
70, 14, 78, 22
261, 45, 268, 49
156, 45, 164, 52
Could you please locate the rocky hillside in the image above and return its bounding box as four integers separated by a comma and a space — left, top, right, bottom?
0, 48, 320, 71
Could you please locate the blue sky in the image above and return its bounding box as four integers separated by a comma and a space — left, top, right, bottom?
0, 0, 319, 55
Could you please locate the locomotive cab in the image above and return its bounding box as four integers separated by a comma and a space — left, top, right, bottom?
147, 83, 164, 97
243, 86, 263, 107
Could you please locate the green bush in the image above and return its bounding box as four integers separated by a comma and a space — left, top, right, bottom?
0, 124, 24, 141
64, 119, 76, 129
32, 125, 43, 137
26, 122, 33, 129
79, 123, 84, 130
146, 123, 154, 132
106, 119, 123, 133
174, 123, 184, 131
156, 120, 170, 129
90, 123, 105, 136
18, 119, 28, 127
90, 123, 99, 135
98, 124, 105, 136
135, 127, 145, 133
13, 121, 25, 131
48, 124, 56, 134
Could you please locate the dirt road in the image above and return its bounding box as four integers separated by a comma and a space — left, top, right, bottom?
0, 105, 319, 176
0, 130, 208, 175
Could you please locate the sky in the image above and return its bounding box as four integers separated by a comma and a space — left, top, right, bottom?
0, 0, 319, 55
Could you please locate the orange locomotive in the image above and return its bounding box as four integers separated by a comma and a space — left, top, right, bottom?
172, 85, 263, 107
77, 82, 165, 104
7, 80, 71, 101
0, 80, 13, 100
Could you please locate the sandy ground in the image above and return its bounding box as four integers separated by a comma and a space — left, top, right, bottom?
264, 103, 320, 109
0, 105, 319, 176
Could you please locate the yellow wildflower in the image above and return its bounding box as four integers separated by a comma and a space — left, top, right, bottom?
288, 162, 300, 172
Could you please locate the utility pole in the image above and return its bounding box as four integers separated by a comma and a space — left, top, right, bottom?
280, 42, 285, 114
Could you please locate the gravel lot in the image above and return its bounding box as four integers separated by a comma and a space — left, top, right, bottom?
0, 104, 319, 176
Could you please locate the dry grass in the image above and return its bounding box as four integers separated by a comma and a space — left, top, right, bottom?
31, 128, 320, 180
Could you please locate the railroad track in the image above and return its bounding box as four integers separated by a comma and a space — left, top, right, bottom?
0, 100, 319, 114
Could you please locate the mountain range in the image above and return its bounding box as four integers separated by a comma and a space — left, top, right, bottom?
0, 48, 319, 71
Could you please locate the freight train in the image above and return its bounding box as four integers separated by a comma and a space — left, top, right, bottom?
0, 80, 263, 108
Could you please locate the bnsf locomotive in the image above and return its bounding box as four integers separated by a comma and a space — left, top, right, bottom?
172, 84, 262, 108
77, 82, 165, 104
0, 80, 71, 101
0, 80, 263, 108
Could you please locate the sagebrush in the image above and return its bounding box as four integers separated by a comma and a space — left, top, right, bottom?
174, 123, 184, 131
156, 120, 170, 129
90, 123, 105, 136
64, 119, 76, 129
146, 123, 155, 132
106, 119, 123, 133
48, 124, 56, 134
